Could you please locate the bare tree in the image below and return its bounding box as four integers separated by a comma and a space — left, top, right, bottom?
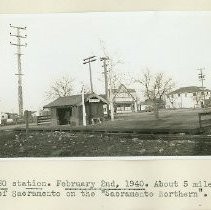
136, 69, 175, 119
167, 95, 176, 109
193, 92, 204, 107
45, 76, 74, 100
100, 39, 124, 87
99, 44, 132, 92
99, 40, 125, 119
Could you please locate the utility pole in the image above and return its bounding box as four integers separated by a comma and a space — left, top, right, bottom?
83, 56, 96, 93
109, 73, 114, 121
100, 56, 110, 118
100, 56, 109, 99
81, 85, 87, 126
108, 61, 114, 121
10, 24, 27, 118
197, 67, 206, 107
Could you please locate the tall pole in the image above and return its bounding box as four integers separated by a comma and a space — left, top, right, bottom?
83, 56, 96, 93
108, 61, 114, 121
81, 85, 86, 126
10, 24, 27, 118
100, 56, 110, 117
88, 61, 93, 92
109, 73, 114, 121
197, 67, 206, 107
100, 57, 109, 99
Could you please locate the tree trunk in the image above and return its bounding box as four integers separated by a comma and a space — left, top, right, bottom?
153, 102, 159, 119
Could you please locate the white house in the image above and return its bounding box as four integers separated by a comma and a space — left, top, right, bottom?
166, 86, 211, 109
112, 84, 138, 113
0, 113, 8, 125
101, 84, 138, 114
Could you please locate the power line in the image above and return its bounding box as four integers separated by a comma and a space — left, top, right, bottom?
10, 24, 27, 117
83, 56, 96, 93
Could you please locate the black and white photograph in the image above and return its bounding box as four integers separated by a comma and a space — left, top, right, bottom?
0, 11, 211, 157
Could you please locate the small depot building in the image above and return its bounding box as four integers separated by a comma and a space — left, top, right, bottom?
43, 93, 108, 126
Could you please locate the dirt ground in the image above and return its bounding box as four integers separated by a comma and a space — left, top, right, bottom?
0, 130, 211, 157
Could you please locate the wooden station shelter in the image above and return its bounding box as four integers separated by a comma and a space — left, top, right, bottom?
43, 93, 108, 126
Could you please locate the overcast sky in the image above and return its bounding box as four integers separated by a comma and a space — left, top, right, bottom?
0, 11, 211, 113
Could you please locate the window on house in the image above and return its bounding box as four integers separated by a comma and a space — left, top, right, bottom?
193, 92, 196, 96
125, 106, 131, 111
185, 93, 187, 97
178, 93, 180, 97
117, 107, 124, 111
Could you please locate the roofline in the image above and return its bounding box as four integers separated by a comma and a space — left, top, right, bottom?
43, 104, 77, 109
168, 86, 211, 95
113, 83, 136, 100
77, 93, 108, 105
44, 93, 108, 108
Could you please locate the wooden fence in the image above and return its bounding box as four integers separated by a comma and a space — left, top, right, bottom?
198, 111, 211, 129
37, 115, 51, 125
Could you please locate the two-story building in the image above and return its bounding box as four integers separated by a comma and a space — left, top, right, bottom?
166, 86, 211, 109
100, 84, 138, 114
112, 84, 138, 113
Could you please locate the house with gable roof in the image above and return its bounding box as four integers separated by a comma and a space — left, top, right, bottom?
166, 86, 211, 109
111, 84, 138, 113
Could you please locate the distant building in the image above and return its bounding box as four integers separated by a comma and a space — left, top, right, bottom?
101, 84, 138, 114
0, 113, 8, 125
139, 99, 166, 111
43, 93, 108, 126
0, 112, 19, 125
166, 86, 211, 109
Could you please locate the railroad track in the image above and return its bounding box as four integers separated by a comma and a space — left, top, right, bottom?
12, 126, 211, 141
